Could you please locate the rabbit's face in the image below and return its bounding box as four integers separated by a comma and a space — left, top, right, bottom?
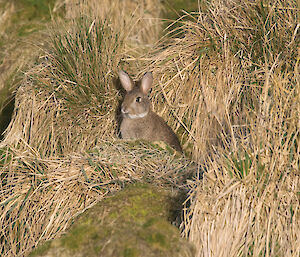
121, 87, 150, 119
119, 70, 153, 119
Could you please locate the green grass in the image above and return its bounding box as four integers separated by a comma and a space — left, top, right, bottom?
44, 18, 122, 112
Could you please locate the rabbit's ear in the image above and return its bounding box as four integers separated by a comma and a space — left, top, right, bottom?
119, 70, 134, 92
140, 72, 153, 95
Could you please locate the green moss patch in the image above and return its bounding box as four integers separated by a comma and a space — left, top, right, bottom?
30, 183, 194, 257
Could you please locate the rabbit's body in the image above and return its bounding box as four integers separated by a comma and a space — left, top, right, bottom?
119, 70, 182, 153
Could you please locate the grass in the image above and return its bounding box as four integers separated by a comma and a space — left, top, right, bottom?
148, 1, 299, 256
0, 0, 63, 139
2, 17, 124, 156
0, 0, 299, 256
0, 140, 195, 256
1, 0, 163, 156
125, 0, 299, 256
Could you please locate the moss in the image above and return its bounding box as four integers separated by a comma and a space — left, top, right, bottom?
139, 219, 179, 251
60, 223, 95, 250
163, 0, 200, 16
123, 247, 139, 257
30, 241, 52, 257
12, 0, 58, 23
30, 183, 194, 257
15, 0, 57, 20
2, 0, 61, 38
162, 0, 201, 29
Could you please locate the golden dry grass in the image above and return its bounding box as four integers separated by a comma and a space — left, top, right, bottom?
123, 0, 299, 256
56, 0, 162, 48
182, 68, 300, 255
0, 0, 299, 256
1, 0, 162, 156
136, 0, 299, 256
0, 1, 179, 256
139, 0, 299, 161
0, 140, 194, 256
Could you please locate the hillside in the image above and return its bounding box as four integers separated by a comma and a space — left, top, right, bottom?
0, 0, 299, 256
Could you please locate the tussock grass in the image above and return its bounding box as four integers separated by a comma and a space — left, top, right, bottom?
0, 0, 65, 139
2, 18, 124, 156
1, 1, 191, 256
136, 0, 299, 256
57, 0, 162, 48
182, 73, 300, 255
141, 0, 299, 161
1, 0, 163, 156
0, 140, 194, 256
1, 0, 299, 256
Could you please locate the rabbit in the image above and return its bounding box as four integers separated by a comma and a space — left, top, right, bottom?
118, 70, 182, 153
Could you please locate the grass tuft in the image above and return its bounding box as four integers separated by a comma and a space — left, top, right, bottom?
0, 140, 194, 256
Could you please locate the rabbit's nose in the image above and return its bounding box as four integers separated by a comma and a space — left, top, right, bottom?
121, 106, 128, 114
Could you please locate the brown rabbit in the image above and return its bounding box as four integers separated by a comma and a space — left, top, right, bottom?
119, 70, 182, 153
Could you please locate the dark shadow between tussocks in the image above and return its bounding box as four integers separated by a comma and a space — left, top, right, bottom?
0, 95, 15, 141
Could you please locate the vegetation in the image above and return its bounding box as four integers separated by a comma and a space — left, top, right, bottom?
30, 183, 194, 257
0, 0, 62, 139
0, 0, 299, 256
0, 140, 194, 256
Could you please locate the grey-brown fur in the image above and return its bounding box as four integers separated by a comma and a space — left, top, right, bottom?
119, 70, 182, 153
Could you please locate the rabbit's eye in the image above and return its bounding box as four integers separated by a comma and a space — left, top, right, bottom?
136, 97, 142, 103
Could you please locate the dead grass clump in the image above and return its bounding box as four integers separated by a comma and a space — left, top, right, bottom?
121, 0, 299, 255
184, 168, 299, 257
183, 96, 300, 256
0, 140, 195, 256
1, 0, 164, 156
152, 0, 300, 256
0, 1, 55, 139
182, 72, 299, 257
140, 0, 299, 161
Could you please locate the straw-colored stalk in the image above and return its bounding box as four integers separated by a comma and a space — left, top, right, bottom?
142, 0, 300, 255
1, 0, 163, 156
122, 0, 300, 255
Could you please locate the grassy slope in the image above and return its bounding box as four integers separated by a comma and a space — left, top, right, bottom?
0, 0, 61, 139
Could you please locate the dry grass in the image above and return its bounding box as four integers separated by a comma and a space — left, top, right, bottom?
56, 0, 162, 49
182, 68, 300, 255
121, 0, 299, 256
0, 1, 195, 256
0, 0, 62, 139
139, 0, 299, 161
135, 0, 299, 256
0, 0, 299, 256
1, 0, 162, 156
2, 18, 123, 156
0, 140, 195, 256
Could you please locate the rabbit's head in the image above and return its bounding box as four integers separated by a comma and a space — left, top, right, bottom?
119, 70, 153, 119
